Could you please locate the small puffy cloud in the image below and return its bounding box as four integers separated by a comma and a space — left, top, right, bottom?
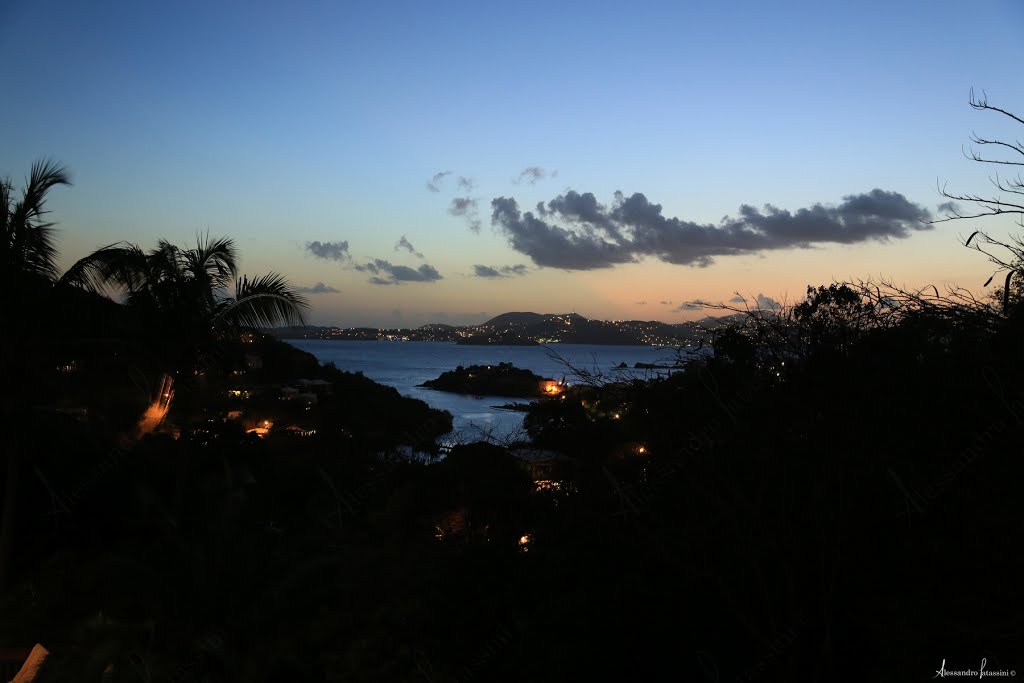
756, 293, 781, 310
635, 300, 647, 305
473, 265, 500, 278
449, 196, 481, 233
295, 282, 340, 294
473, 264, 529, 278
515, 166, 550, 184
305, 240, 350, 261
449, 197, 477, 215
356, 258, 443, 285
457, 176, 475, 192
674, 301, 706, 311
659, 300, 672, 305
426, 171, 452, 192
728, 294, 747, 304
395, 235, 424, 258
937, 200, 962, 215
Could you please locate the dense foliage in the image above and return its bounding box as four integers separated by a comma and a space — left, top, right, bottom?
3, 268, 1021, 681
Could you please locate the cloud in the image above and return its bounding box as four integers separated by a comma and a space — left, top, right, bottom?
295, 282, 340, 294
489, 189, 931, 270
538, 190, 624, 241
473, 265, 500, 278
355, 258, 443, 285
426, 171, 452, 192
449, 197, 477, 215
491, 197, 636, 270
449, 196, 482, 233
515, 166, 550, 184
674, 302, 706, 311
457, 176, 475, 192
473, 264, 529, 278
395, 235, 424, 258
724, 293, 778, 308
659, 300, 672, 305
937, 200, 962, 215
635, 300, 647, 305
305, 240, 350, 261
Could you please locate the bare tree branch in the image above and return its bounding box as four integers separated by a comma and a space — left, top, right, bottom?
935, 90, 1024, 245
970, 87, 1024, 127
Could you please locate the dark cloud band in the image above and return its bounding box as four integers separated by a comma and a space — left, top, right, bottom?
490, 189, 931, 270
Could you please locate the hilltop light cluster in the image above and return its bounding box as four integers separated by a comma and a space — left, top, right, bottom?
274, 312, 707, 347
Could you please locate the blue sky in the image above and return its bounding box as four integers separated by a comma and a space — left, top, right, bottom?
3, 0, 1022, 326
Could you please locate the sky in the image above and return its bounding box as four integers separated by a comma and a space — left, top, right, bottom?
3, 0, 1023, 327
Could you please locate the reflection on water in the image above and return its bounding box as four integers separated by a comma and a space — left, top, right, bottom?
289, 340, 688, 440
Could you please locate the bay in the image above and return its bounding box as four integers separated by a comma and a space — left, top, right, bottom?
288, 340, 689, 441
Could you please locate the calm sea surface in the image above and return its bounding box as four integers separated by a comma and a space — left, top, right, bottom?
288, 340, 688, 440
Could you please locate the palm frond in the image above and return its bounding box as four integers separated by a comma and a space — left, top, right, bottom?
13, 159, 71, 226
149, 240, 184, 283
215, 273, 310, 330
59, 243, 147, 295
0, 177, 11, 225
0, 177, 12, 266
185, 233, 238, 291
3, 159, 71, 281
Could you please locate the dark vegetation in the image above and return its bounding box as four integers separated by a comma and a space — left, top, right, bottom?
2, 94, 1023, 680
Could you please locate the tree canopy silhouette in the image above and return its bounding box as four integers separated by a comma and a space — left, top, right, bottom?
1, 159, 71, 288
62, 234, 310, 375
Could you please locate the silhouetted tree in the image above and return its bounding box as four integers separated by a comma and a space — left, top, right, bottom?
935, 89, 1024, 308
61, 235, 310, 376
1, 159, 71, 288
0, 160, 71, 594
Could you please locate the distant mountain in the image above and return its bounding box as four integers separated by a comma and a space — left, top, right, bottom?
268, 311, 723, 346
482, 312, 548, 327
270, 325, 336, 338
461, 312, 698, 346
694, 312, 750, 329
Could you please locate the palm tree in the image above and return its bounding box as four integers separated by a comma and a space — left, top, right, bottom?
1, 160, 71, 594
1, 159, 72, 288
61, 233, 310, 376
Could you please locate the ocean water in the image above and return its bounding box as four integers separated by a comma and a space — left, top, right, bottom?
288, 340, 690, 440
